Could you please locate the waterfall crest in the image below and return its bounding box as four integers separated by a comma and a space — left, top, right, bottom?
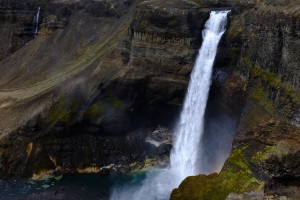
110, 10, 230, 200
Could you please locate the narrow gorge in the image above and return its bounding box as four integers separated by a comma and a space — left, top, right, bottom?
0, 0, 299, 200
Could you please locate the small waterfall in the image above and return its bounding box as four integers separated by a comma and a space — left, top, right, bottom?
110, 10, 230, 200
33, 7, 41, 37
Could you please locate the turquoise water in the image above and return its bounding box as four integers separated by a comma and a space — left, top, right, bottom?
0, 173, 146, 200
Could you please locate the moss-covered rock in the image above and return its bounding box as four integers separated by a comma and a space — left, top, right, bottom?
46, 99, 81, 126
171, 146, 264, 200
109, 97, 123, 110
248, 65, 300, 125
171, 119, 300, 199
83, 103, 104, 117
252, 141, 300, 178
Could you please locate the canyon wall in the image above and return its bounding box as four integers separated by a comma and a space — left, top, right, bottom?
0, 0, 299, 199
171, 0, 300, 199
0, 0, 213, 178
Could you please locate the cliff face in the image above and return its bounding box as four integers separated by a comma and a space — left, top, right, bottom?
171, 0, 300, 199
0, 0, 133, 61
242, 3, 300, 89
0, 0, 299, 198
237, 0, 300, 126
0, 0, 215, 178
0, 0, 137, 178
0, 0, 37, 61
123, 0, 210, 110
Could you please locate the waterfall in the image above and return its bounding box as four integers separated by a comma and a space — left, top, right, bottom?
110, 10, 230, 200
33, 7, 41, 37
170, 10, 230, 180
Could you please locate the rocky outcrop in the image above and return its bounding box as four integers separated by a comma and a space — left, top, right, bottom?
171, 119, 300, 200
0, 125, 171, 178
171, 145, 264, 200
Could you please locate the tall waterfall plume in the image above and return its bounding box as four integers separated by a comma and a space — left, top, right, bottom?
33, 7, 41, 37
170, 10, 230, 180
110, 10, 230, 200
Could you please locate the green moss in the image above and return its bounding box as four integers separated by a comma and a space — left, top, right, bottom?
83, 103, 104, 117
245, 103, 273, 129
78, 97, 123, 119
46, 99, 81, 126
46, 100, 69, 125
250, 82, 275, 113
249, 66, 300, 103
220, 146, 263, 194
224, 146, 249, 171
171, 146, 264, 200
228, 48, 240, 57
110, 97, 123, 110
252, 141, 291, 165
251, 146, 272, 165
241, 54, 252, 67
283, 84, 300, 104
249, 66, 282, 89
227, 14, 245, 41
249, 65, 300, 121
